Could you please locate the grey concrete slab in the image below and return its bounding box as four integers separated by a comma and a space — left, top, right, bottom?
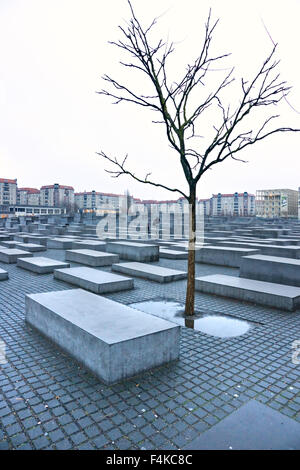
0, 235, 13, 242
112, 262, 187, 283
16, 243, 46, 252
218, 241, 300, 259
159, 249, 188, 259
47, 238, 76, 249
106, 241, 159, 262
0, 248, 33, 263
265, 238, 300, 246
65, 249, 119, 266
195, 246, 260, 267
71, 240, 107, 251
240, 255, 300, 287
0, 268, 8, 280
13, 234, 30, 243
25, 289, 180, 384
17, 257, 70, 274
184, 400, 300, 450
26, 236, 49, 246
0, 240, 19, 248
195, 274, 300, 311
54, 266, 134, 294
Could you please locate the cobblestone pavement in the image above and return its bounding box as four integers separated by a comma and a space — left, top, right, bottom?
0, 248, 299, 450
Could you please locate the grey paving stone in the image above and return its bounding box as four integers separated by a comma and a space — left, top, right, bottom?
0, 245, 299, 450
184, 400, 300, 450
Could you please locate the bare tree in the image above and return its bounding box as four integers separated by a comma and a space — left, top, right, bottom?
97, 1, 299, 315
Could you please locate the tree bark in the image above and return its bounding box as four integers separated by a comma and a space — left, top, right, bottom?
184, 187, 196, 316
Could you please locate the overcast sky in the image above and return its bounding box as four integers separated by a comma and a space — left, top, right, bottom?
0, 0, 299, 200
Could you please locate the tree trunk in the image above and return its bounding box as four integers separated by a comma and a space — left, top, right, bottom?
184, 187, 196, 316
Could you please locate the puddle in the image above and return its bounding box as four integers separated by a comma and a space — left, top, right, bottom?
129, 299, 252, 338
186, 315, 251, 338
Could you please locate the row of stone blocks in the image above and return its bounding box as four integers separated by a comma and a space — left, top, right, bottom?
196, 254, 300, 311
218, 241, 300, 259
46, 239, 160, 262
195, 246, 260, 267
195, 274, 300, 311
25, 289, 180, 384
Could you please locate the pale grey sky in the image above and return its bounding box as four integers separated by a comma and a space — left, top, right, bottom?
0, 0, 299, 200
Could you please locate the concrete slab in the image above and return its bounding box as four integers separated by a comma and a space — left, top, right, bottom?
0, 268, 8, 280
195, 246, 260, 267
25, 289, 180, 383
47, 238, 76, 249
195, 274, 300, 311
54, 266, 134, 293
184, 400, 300, 450
0, 248, 33, 263
16, 243, 46, 252
27, 236, 49, 246
0, 235, 13, 242
71, 240, 107, 251
106, 241, 159, 262
240, 255, 300, 287
112, 262, 187, 283
14, 234, 30, 243
159, 249, 188, 259
218, 241, 300, 259
0, 240, 19, 248
17, 257, 70, 274
65, 249, 119, 266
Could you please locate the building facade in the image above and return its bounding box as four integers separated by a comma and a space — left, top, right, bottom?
210, 192, 256, 217
40, 184, 74, 208
0, 178, 17, 205
75, 191, 131, 211
199, 198, 212, 216
8, 205, 66, 216
17, 188, 40, 206
256, 188, 298, 218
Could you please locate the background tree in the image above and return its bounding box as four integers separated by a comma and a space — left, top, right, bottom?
97, 1, 299, 315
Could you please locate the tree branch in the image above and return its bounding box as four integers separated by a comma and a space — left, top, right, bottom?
96, 151, 188, 199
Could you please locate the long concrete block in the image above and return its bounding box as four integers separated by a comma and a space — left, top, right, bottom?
17, 257, 70, 274
218, 241, 300, 259
47, 238, 76, 249
0, 235, 13, 242
112, 262, 187, 283
195, 246, 260, 267
16, 243, 46, 252
54, 266, 134, 293
0, 248, 33, 263
0, 241, 19, 248
65, 249, 119, 266
71, 240, 107, 251
159, 249, 188, 259
106, 241, 159, 262
14, 234, 30, 243
195, 274, 300, 311
25, 289, 180, 383
0, 268, 8, 280
27, 236, 49, 246
240, 255, 300, 287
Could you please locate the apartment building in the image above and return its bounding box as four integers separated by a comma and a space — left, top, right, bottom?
199, 198, 212, 216
75, 191, 132, 211
256, 188, 298, 218
210, 192, 256, 216
17, 188, 40, 206
40, 183, 74, 208
0, 178, 17, 205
